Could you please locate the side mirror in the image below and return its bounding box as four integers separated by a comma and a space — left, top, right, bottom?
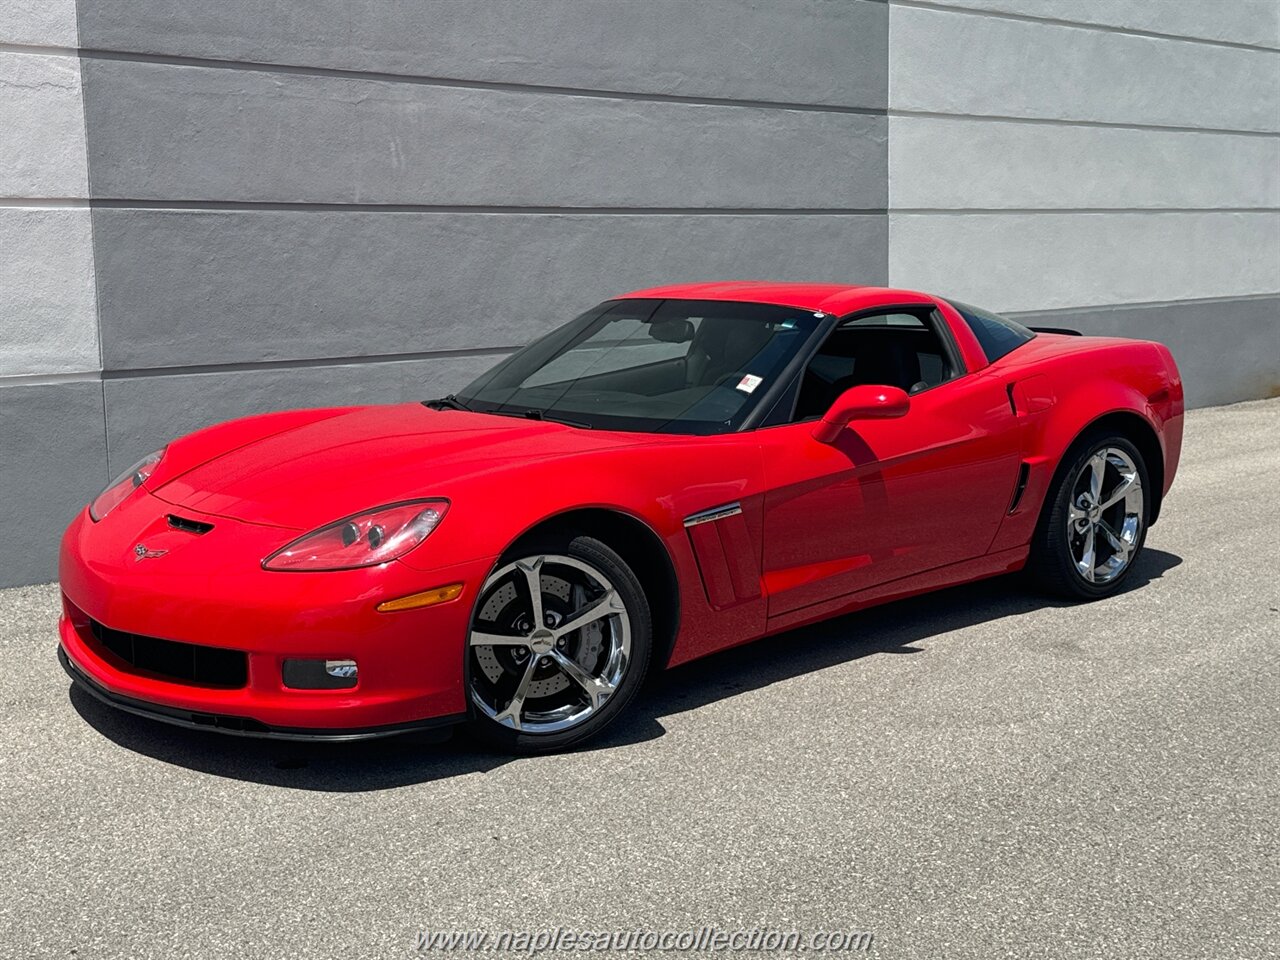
812, 384, 909, 443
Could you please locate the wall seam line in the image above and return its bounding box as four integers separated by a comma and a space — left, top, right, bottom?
1, 200, 893, 215
888, 109, 1280, 138
16, 201, 1276, 216
892, 208, 1280, 215
7, 294, 1275, 388
65, 4, 112, 481
73, 46, 889, 116
97, 346, 522, 381
1003, 292, 1280, 318
891, 0, 1280, 53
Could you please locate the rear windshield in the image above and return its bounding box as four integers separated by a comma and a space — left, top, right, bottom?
948, 299, 1036, 363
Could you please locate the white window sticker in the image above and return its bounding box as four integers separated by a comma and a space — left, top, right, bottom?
736, 373, 763, 394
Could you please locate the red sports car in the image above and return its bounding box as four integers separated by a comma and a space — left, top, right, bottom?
58, 282, 1183, 752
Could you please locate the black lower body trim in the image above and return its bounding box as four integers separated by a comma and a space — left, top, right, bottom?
58, 646, 465, 742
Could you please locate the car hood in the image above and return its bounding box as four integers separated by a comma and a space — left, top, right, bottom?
152, 403, 644, 529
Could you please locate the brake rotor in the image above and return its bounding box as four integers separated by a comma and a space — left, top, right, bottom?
473, 574, 609, 699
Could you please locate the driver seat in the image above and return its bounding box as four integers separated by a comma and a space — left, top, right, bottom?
685, 319, 772, 387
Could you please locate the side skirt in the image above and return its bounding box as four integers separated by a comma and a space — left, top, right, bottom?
761, 546, 1030, 637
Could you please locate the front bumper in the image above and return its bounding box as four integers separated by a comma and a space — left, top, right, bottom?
58, 498, 496, 735
59, 646, 464, 740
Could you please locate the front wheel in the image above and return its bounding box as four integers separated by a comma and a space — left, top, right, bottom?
466, 535, 652, 753
1029, 434, 1149, 600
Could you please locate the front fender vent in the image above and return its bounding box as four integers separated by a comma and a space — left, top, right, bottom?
1007, 462, 1031, 514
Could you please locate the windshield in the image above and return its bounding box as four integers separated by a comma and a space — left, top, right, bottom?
455, 299, 823, 434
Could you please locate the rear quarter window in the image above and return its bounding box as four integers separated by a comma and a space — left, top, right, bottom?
948, 299, 1036, 363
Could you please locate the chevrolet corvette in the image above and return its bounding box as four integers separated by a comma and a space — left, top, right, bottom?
58, 282, 1183, 752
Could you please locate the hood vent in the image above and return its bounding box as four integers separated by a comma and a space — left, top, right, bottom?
166, 514, 214, 535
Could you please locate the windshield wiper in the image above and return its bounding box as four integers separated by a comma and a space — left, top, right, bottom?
499, 407, 593, 430
518, 408, 593, 430
422, 394, 471, 412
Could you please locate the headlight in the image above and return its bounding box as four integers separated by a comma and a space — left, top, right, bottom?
89, 449, 165, 521
262, 499, 449, 572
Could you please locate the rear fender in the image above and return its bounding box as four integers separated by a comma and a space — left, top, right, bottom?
989, 363, 1169, 552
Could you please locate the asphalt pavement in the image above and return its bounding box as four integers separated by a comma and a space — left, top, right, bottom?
2, 398, 1277, 960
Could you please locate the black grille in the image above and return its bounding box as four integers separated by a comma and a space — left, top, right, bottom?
89, 620, 247, 688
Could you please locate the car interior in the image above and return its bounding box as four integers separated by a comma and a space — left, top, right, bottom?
506, 309, 813, 429
477, 303, 957, 432
793, 312, 956, 420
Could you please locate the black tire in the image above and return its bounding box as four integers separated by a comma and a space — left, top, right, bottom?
466, 533, 652, 754
1028, 432, 1150, 600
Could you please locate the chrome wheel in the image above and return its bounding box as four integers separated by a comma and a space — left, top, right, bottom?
1066, 447, 1144, 584
469, 554, 631, 734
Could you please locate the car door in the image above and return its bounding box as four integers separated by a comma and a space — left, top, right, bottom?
757, 309, 1022, 619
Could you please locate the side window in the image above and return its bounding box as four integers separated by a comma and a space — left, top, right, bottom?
948, 299, 1035, 363
842, 312, 926, 329
792, 310, 956, 421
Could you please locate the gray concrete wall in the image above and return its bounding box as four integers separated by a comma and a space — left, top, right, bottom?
0, 0, 889, 586
1, 0, 1277, 587
0, 2, 107, 588
886, 0, 1280, 408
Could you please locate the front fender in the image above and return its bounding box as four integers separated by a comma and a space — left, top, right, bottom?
396, 433, 767, 668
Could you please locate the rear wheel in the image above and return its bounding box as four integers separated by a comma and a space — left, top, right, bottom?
1029, 434, 1149, 600
466, 535, 651, 753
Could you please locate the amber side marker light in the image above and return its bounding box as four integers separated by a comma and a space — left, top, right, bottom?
376, 583, 464, 613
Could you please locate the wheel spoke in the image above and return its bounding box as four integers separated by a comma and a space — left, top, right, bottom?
517, 557, 545, 629
1076, 524, 1097, 582
470, 552, 634, 734
1099, 473, 1140, 511
1088, 453, 1107, 502
1067, 503, 1087, 524
493, 655, 540, 730
1097, 520, 1132, 557
469, 631, 529, 647
552, 588, 623, 640
551, 650, 616, 709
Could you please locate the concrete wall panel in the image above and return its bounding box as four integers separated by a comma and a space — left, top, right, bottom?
0, 0, 78, 47
1009, 295, 1280, 409
0, 52, 89, 197
0, 381, 107, 588
80, 59, 887, 208
0, 208, 99, 376
888, 211, 1280, 312
93, 210, 888, 370
890, 5, 1280, 132
104, 354, 500, 469
889, 115, 1280, 209
917, 0, 1280, 49
74, 0, 888, 109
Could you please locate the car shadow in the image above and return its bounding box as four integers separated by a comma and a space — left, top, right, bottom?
69, 548, 1182, 791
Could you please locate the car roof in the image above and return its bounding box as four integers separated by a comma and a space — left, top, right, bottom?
616, 281, 939, 315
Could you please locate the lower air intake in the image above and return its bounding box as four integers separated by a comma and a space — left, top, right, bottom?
89, 620, 248, 688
